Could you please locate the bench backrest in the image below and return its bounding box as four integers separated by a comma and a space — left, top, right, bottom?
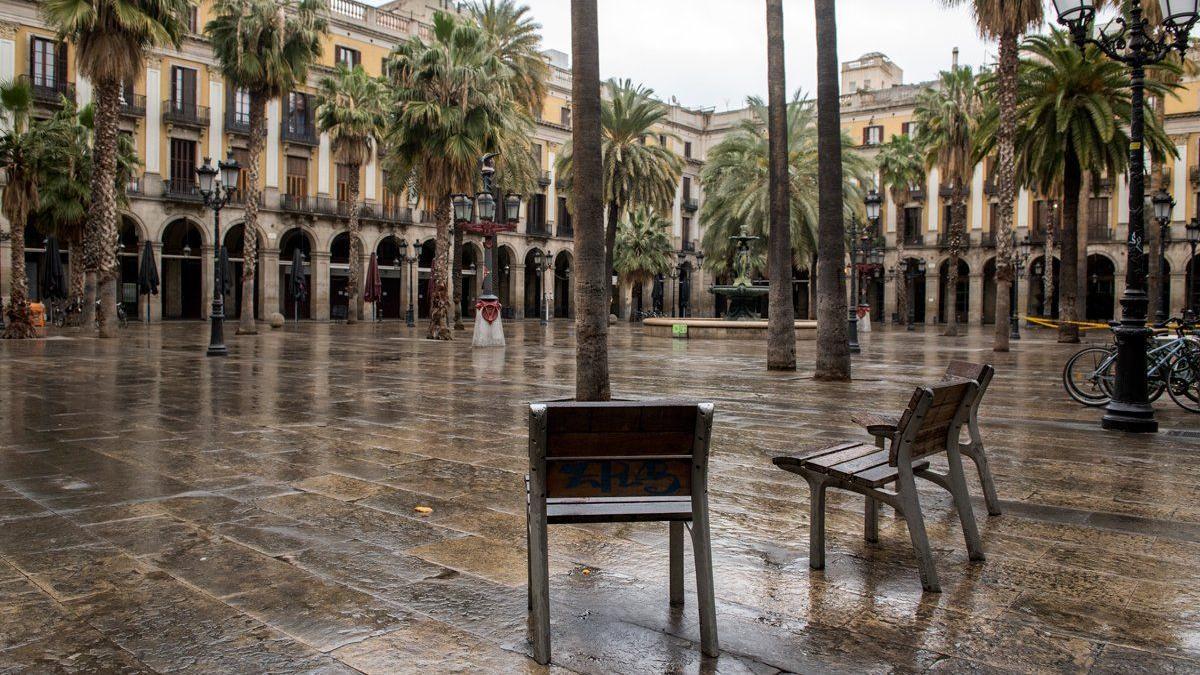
528, 401, 713, 500
943, 361, 994, 404
889, 380, 977, 465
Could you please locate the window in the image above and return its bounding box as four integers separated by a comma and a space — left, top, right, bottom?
382, 172, 402, 211
286, 156, 308, 197
171, 66, 197, 111
1088, 197, 1109, 239
863, 78, 872, 91
682, 176, 692, 201
989, 202, 999, 232
682, 216, 692, 247
658, 133, 666, 147
901, 121, 917, 138
560, 106, 571, 127
848, 80, 857, 93
557, 196, 571, 233
232, 148, 251, 197
336, 164, 352, 203
187, 6, 198, 33
119, 79, 135, 106
942, 201, 954, 233
286, 91, 311, 132
335, 46, 361, 68
684, 141, 692, 159
231, 86, 251, 126
1033, 199, 1060, 241
528, 193, 546, 229
531, 143, 542, 170
903, 207, 922, 244
29, 37, 65, 89
863, 125, 883, 146
169, 138, 196, 187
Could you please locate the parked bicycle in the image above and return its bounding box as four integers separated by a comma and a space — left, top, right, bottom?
49, 297, 128, 329
1063, 317, 1199, 412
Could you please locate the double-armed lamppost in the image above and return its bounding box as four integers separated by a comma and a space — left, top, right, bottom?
197, 151, 241, 357
1187, 216, 1200, 317
531, 247, 552, 325
846, 189, 883, 353
1153, 188, 1175, 323
1054, 0, 1199, 432
1011, 234, 1032, 340
452, 154, 521, 346
398, 239, 418, 327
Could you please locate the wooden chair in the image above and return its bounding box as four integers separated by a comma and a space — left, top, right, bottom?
773, 380, 984, 592
851, 361, 1001, 516
526, 401, 718, 665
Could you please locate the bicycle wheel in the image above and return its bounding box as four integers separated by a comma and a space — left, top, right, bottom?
1064, 346, 1115, 406
1168, 353, 1200, 413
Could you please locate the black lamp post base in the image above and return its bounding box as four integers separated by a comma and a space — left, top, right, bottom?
1101, 402, 1158, 433
206, 344, 229, 357
847, 315, 860, 354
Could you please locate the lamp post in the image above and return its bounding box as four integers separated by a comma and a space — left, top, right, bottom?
197, 151, 241, 357
399, 239, 417, 327
531, 247, 550, 326
1153, 188, 1174, 323
452, 154, 521, 346
1054, 0, 1199, 432
1187, 217, 1200, 317
669, 264, 679, 319
1011, 234, 1031, 340
676, 251, 690, 317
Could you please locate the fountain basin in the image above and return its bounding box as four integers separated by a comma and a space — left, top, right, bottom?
642, 317, 817, 340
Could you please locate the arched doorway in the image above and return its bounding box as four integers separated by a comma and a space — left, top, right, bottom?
793, 267, 811, 319
554, 251, 573, 318
460, 243, 479, 319
376, 236, 403, 319
1028, 255, 1060, 318
496, 245, 515, 319
1188, 255, 1199, 315
938, 258, 969, 325
118, 218, 141, 317
329, 232, 352, 320
1086, 254, 1116, 321
677, 262, 692, 317
418, 239, 435, 319
524, 249, 544, 319
903, 257, 926, 324
222, 224, 262, 320
279, 228, 312, 319
161, 219, 204, 319
982, 258, 997, 325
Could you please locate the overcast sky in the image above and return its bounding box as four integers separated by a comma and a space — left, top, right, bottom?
416, 1, 1061, 111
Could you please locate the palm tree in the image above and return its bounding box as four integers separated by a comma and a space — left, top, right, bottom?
43, 0, 189, 337
614, 207, 673, 289
699, 94, 870, 275
570, 0, 609, 401
0, 81, 68, 338
316, 65, 387, 324
764, 0, 794, 371
913, 65, 982, 337
813, 0, 849, 380
944, 0, 1042, 352
469, 0, 547, 114
875, 133, 924, 326
206, 0, 326, 334
557, 79, 682, 314
384, 11, 534, 340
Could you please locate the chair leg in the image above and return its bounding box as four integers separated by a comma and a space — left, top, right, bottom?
896, 471, 940, 593
963, 442, 1002, 516
690, 507, 719, 657
528, 510, 551, 664
526, 514, 533, 611
946, 447, 986, 561
864, 496, 879, 543
804, 472, 829, 570
669, 521, 684, 606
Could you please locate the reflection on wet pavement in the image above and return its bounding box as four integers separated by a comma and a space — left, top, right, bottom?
1, 321, 1198, 673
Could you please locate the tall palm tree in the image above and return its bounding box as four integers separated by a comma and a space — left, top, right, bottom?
469, 0, 547, 114
316, 65, 386, 324
913, 65, 982, 337
944, 0, 1042, 352
0, 81, 68, 338
43, 0, 189, 337
384, 11, 533, 340
570, 0, 608, 401
765, 0, 794, 371
557, 79, 682, 314
614, 206, 673, 288
875, 133, 924, 326
699, 95, 870, 275
206, 0, 327, 334
814, 0, 850, 380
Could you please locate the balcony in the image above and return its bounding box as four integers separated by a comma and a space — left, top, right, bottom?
126, 178, 143, 197
906, 187, 926, 202
527, 223, 552, 238
979, 230, 997, 247
22, 75, 74, 107
371, 204, 413, 224
538, 171, 551, 187
118, 94, 146, 118
281, 121, 318, 146
1088, 225, 1114, 242
280, 193, 311, 213
901, 233, 925, 247
162, 180, 203, 203
682, 240, 695, 252
557, 222, 573, 238
225, 110, 251, 136
937, 230, 966, 248
683, 198, 699, 212
162, 99, 210, 129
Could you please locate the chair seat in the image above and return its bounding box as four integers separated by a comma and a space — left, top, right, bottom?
850, 412, 899, 438
545, 497, 694, 524
773, 441, 929, 488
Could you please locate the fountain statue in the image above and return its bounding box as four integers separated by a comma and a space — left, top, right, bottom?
708, 230, 770, 320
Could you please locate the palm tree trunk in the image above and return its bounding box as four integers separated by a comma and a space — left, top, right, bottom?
813, 0, 849, 380
892, 189, 906, 324
1147, 97, 1167, 322
1044, 213, 1056, 317
452, 223, 464, 330
91, 78, 121, 339
606, 201, 619, 316
993, 28, 1018, 352
347, 165, 362, 324
2, 208, 34, 338
428, 200, 453, 340
572, 0, 610, 400
1058, 154, 1081, 343
944, 186, 963, 337
238, 95, 266, 335
765, 0, 795, 371
69, 233, 85, 302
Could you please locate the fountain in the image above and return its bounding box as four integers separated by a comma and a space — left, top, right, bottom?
709, 231, 770, 320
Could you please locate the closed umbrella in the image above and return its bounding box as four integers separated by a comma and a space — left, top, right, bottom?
138, 241, 159, 324
363, 252, 382, 319
290, 248, 307, 323
39, 236, 67, 302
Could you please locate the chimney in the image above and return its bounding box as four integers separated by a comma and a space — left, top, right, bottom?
952, 47, 959, 68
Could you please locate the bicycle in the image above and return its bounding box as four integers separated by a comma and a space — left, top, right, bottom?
1063, 317, 1199, 408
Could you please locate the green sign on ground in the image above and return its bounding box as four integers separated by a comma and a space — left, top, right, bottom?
672, 323, 688, 338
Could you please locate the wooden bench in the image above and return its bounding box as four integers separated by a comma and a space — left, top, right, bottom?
526, 400, 718, 665
773, 380, 984, 592
851, 361, 1001, 516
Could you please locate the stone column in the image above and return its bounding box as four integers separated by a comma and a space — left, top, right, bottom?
145, 58, 162, 178
513, 263, 525, 319
883, 273, 896, 325
925, 270, 938, 325
208, 75, 224, 161
1171, 271, 1187, 318
968, 272, 983, 325
201, 245, 214, 321
317, 132, 331, 196
265, 100, 280, 190
311, 250, 330, 320
146, 242, 163, 322
261, 248, 280, 317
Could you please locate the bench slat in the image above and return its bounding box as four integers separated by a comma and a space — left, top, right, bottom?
546, 457, 692, 499
547, 431, 695, 458
547, 498, 693, 524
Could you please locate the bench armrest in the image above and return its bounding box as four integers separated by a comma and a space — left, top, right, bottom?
850, 412, 899, 439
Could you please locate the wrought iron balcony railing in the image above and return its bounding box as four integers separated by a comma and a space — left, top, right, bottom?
162, 180, 203, 203
225, 109, 251, 135
683, 198, 699, 212
118, 93, 146, 118
281, 121, 318, 146
162, 99, 210, 128
21, 75, 75, 106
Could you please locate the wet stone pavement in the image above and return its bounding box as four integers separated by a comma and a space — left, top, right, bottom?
1, 320, 1199, 674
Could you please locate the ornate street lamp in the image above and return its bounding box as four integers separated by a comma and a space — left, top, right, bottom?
456, 154, 522, 345
1054, 0, 1198, 432
1153, 189, 1175, 323
532, 247, 550, 326
1011, 234, 1032, 340
197, 151, 240, 357
1187, 217, 1200, 317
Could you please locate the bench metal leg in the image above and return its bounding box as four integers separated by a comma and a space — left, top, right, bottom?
689, 506, 719, 657
962, 441, 1002, 516
864, 496, 879, 543
526, 514, 533, 611
804, 472, 829, 570
527, 506, 551, 664
896, 471, 940, 593
946, 447, 986, 562
669, 521, 684, 606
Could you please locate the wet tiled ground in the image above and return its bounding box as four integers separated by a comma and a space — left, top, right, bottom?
1, 321, 1198, 673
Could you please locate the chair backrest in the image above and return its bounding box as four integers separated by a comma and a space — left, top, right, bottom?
888, 380, 977, 465
528, 400, 713, 500
942, 361, 994, 406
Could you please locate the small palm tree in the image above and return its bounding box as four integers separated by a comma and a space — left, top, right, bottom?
614, 207, 673, 287
316, 65, 387, 324
875, 133, 924, 327
913, 65, 982, 337
557, 79, 683, 312
43, 0, 189, 337
207, 0, 326, 334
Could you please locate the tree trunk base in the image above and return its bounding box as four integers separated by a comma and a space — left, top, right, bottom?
97, 278, 119, 338
82, 273, 97, 329
236, 327, 259, 335
2, 304, 36, 339
427, 327, 452, 341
